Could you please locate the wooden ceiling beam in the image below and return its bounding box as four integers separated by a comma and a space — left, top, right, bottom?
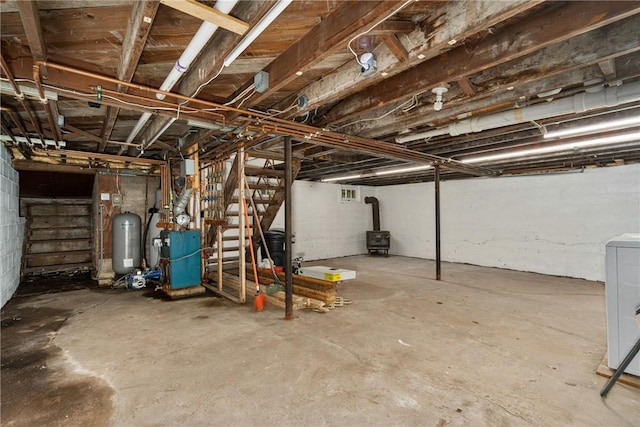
227, 0, 407, 110
456, 78, 476, 97
352, 17, 640, 138
368, 20, 416, 35
100, 0, 160, 152
159, 0, 249, 35
16, 1, 47, 61
127, 1, 274, 155
321, 2, 640, 125
275, 0, 544, 117
599, 59, 617, 80
380, 34, 409, 63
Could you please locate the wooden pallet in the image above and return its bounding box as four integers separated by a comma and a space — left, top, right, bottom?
595, 352, 640, 389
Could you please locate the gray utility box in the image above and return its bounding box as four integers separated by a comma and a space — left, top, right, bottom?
605, 234, 640, 376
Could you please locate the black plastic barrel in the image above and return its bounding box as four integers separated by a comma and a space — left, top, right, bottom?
261, 230, 286, 267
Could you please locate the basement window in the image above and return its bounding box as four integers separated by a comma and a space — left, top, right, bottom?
340, 186, 359, 203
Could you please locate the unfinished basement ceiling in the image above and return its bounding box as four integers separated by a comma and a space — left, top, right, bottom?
1, 0, 639, 184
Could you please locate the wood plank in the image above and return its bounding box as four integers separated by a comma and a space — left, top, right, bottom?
380, 34, 409, 63
29, 227, 91, 241
29, 216, 91, 229
16, 1, 47, 61
276, 0, 543, 116
24, 250, 92, 267
596, 352, 640, 389
27, 239, 91, 254
243, 166, 285, 177
22, 262, 93, 275
159, 0, 249, 35
226, 0, 406, 109
29, 204, 91, 216
101, 0, 160, 150
163, 285, 206, 299
456, 77, 477, 97
322, 1, 640, 124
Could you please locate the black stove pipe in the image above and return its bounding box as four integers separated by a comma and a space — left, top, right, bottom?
365, 196, 381, 231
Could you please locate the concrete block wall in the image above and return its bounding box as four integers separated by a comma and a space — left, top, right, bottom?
0, 144, 25, 307
376, 164, 640, 281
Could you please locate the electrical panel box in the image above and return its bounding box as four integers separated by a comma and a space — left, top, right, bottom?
254, 71, 270, 93
162, 230, 201, 289
180, 159, 195, 177
605, 234, 640, 375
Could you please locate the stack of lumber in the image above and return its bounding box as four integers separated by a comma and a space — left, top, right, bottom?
246, 266, 337, 305
214, 273, 329, 312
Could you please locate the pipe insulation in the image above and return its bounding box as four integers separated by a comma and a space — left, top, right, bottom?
396, 81, 640, 143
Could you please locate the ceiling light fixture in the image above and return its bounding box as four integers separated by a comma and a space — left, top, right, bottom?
432, 85, 449, 111
359, 52, 377, 77
187, 119, 222, 130
321, 174, 362, 182
543, 116, 640, 139
460, 131, 640, 164
375, 165, 432, 176
223, 0, 293, 67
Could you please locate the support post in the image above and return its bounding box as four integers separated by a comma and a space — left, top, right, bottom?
435, 165, 441, 281
238, 145, 246, 303
284, 136, 293, 320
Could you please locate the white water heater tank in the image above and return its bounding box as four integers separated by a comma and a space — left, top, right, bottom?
112, 212, 141, 274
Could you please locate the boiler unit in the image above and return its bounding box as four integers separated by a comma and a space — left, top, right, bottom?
159, 230, 202, 290
364, 196, 390, 256
112, 212, 141, 274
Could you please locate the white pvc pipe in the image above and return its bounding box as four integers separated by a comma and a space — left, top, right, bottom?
157, 0, 239, 100
396, 81, 640, 143
223, 0, 293, 67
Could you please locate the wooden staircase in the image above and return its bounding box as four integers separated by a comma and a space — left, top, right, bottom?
201, 150, 300, 302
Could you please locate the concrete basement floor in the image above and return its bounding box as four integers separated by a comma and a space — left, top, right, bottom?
1, 255, 639, 426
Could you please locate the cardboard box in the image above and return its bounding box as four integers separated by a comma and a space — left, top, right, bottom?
297, 266, 356, 282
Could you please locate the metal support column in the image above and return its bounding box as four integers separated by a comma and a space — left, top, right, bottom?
284, 136, 293, 320
435, 165, 441, 281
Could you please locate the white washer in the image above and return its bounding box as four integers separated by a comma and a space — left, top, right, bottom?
605, 234, 640, 375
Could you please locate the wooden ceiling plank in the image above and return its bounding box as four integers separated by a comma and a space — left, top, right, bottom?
356, 17, 640, 138
101, 0, 160, 151
127, 1, 274, 155
322, 1, 640, 125
64, 124, 102, 143
159, 0, 249, 35
229, 0, 407, 110
599, 59, 617, 80
380, 34, 409, 63
16, 1, 47, 61
456, 77, 476, 97
368, 20, 415, 35
276, 0, 544, 117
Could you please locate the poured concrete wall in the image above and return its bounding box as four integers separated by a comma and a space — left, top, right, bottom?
1, 144, 25, 307
271, 181, 375, 261
376, 164, 640, 281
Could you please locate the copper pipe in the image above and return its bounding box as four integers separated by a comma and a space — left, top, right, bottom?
32, 64, 60, 143
35, 60, 496, 176
1, 56, 46, 143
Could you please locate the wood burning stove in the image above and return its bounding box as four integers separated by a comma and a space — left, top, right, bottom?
364, 197, 390, 256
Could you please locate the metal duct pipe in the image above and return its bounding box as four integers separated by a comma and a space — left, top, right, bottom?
396, 80, 640, 143
365, 196, 381, 231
